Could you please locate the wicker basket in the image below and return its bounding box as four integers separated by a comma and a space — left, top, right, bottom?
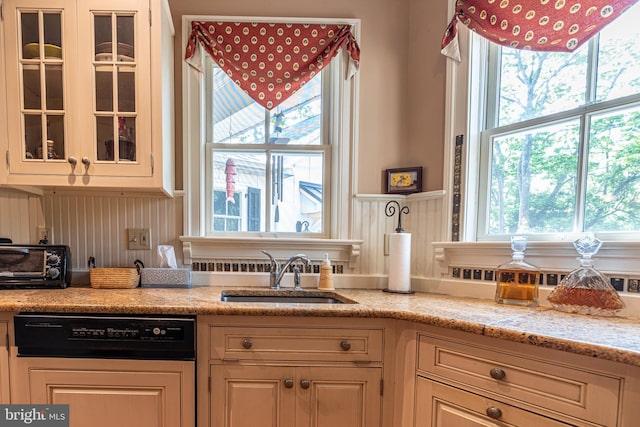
90, 268, 140, 289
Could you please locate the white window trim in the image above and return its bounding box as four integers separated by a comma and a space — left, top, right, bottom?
440, 0, 640, 277
180, 15, 362, 264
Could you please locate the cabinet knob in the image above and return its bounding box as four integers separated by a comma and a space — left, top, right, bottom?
489, 367, 506, 380
68, 157, 77, 166
242, 338, 253, 349
299, 379, 310, 389
340, 340, 351, 351
485, 407, 502, 419
283, 378, 294, 389
81, 157, 91, 166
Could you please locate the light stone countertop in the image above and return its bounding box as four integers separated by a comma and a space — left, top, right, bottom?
0, 286, 638, 367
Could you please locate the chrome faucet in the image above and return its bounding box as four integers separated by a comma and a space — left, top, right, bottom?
262, 251, 310, 290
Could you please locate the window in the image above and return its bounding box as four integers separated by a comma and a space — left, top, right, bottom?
203, 58, 329, 235
474, 3, 640, 241
182, 17, 359, 242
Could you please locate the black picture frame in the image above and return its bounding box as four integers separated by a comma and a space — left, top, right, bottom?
385, 167, 423, 194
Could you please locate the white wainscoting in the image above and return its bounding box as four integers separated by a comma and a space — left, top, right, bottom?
0, 189, 448, 286
42, 192, 183, 272
352, 191, 447, 278
0, 188, 43, 244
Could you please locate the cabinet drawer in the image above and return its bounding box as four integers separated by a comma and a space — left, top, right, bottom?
417, 335, 620, 426
415, 376, 573, 427
210, 326, 383, 362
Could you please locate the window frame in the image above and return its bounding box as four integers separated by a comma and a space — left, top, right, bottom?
438, 0, 640, 282
478, 40, 640, 241
181, 15, 362, 260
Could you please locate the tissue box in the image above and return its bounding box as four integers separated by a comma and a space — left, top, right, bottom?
140, 268, 192, 288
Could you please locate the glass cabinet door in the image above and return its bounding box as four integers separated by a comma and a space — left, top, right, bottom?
93, 12, 137, 163
3, 0, 73, 175
18, 9, 66, 162
78, 0, 151, 177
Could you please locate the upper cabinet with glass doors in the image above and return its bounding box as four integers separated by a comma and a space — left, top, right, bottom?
0, 0, 174, 195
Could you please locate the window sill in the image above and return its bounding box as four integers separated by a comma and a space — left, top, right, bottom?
179, 236, 363, 268
433, 240, 640, 277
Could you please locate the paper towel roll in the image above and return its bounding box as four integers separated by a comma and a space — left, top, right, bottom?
388, 232, 411, 293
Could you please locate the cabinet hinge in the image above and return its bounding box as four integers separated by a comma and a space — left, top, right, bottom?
380, 379, 384, 396
208, 376, 211, 393
150, 152, 154, 174
1, 3, 4, 21
5, 150, 9, 168
149, 8, 152, 26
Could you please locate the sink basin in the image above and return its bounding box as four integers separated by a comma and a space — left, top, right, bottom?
220, 290, 356, 304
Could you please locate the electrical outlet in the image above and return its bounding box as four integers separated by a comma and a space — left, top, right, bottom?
384, 233, 390, 256
127, 228, 151, 250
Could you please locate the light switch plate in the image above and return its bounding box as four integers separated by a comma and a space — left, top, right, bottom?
127, 228, 151, 250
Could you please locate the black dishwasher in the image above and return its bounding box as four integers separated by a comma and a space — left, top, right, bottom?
14, 312, 195, 360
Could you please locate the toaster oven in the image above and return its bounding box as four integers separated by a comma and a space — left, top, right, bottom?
0, 244, 71, 289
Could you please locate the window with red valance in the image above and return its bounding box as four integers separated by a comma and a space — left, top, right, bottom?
442, 0, 639, 61
185, 21, 360, 110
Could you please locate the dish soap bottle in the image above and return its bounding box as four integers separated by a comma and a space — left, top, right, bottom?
318, 253, 334, 290
495, 236, 540, 306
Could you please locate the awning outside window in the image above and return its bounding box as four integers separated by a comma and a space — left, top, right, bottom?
442, 0, 639, 61
185, 21, 360, 110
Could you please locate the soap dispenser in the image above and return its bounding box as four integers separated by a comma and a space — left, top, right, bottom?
318, 254, 334, 290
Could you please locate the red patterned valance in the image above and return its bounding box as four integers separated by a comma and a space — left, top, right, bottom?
442, 0, 639, 61
185, 21, 360, 110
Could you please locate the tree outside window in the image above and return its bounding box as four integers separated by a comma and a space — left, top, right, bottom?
481, 4, 640, 238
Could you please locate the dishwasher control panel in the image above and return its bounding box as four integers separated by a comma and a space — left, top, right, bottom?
14, 313, 195, 360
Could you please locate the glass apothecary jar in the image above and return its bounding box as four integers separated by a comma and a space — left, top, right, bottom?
547, 235, 624, 316
495, 236, 540, 307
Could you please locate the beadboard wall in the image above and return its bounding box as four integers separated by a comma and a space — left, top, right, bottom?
0, 189, 447, 280
351, 192, 446, 277
41, 192, 184, 271
0, 188, 44, 244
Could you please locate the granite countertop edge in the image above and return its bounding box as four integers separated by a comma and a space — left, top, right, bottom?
0, 286, 638, 368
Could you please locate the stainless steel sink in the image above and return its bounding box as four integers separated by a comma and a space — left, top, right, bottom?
220, 290, 356, 304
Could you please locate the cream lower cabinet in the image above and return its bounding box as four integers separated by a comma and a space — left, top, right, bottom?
10, 357, 195, 427
409, 325, 640, 427
415, 376, 572, 426
0, 320, 9, 403
199, 316, 389, 427
211, 364, 381, 427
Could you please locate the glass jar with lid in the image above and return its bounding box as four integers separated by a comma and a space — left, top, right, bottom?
547, 235, 624, 316
495, 236, 540, 306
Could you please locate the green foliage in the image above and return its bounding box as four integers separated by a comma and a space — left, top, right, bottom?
488, 30, 640, 235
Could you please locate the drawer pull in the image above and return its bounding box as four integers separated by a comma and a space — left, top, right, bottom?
242, 338, 253, 349
283, 378, 294, 389
300, 379, 310, 389
340, 340, 351, 351
486, 407, 503, 419
489, 367, 506, 380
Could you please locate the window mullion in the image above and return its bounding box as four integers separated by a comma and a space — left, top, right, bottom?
264, 109, 273, 232
575, 36, 599, 233
574, 114, 589, 233
585, 36, 600, 105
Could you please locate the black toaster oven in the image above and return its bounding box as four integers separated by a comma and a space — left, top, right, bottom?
0, 244, 71, 289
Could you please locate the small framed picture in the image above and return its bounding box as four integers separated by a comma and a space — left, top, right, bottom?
385, 167, 423, 194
